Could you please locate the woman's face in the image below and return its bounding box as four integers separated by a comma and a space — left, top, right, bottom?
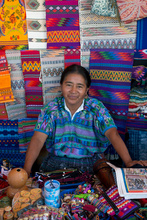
61, 73, 89, 111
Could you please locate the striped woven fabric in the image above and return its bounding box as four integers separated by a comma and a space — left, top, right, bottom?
18, 118, 37, 153
40, 49, 64, 105
45, 0, 80, 49
25, 0, 47, 50
64, 49, 81, 69
0, 119, 26, 167
136, 17, 147, 50
89, 49, 134, 159
98, 185, 139, 218
0, 119, 19, 150
5, 50, 27, 119
21, 50, 43, 118
0, 51, 14, 103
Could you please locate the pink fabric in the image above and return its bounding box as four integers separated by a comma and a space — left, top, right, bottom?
116, 0, 147, 23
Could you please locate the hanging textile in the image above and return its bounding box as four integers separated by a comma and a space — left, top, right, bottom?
0, 0, 28, 50
64, 49, 81, 69
5, 50, 27, 119
89, 48, 134, 136
136, 17, 147, 50
25, 0, 47, 50
0, 51, 14, 103
126, 49, 147, 131
79, 0, 137, 51
89, 49, 134, 159
0, 119, 19, 150
0, 104, 8, 119
45, 0, 80, 49
21, 50, 43, 118
40, 49, 63, 105
18, 118, 37, 153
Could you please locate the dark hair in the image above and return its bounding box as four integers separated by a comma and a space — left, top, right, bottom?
60, 64, 91, 88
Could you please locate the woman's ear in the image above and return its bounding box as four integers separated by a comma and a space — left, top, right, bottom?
85, 88, 89, 97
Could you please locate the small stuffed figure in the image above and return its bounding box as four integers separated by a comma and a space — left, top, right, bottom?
0, 159, 12, 178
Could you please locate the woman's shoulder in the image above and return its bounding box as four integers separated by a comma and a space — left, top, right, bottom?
85, 97, 105, 109
41, 97, 63, 113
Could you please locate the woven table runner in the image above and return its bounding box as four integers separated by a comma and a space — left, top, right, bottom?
21, 50, 43, 118
89, 48, 134, 159
25, 0, 47, 50
5, 50, 27, 119
0, 51, 14, 103
40, 49, 64, 105
64, 49, 81, 69
18, 118, 37, 153
45, 0, 80, 49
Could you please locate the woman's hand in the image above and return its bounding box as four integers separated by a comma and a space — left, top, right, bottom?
126, 160, 147, 168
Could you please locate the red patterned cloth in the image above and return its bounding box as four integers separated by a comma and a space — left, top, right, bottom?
116, 0, 147, 24
64, 49, 81, 69
0, 104, 8, 119
21, 50, 43, 118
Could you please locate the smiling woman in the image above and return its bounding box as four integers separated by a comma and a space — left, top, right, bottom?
23, 64, 147, 176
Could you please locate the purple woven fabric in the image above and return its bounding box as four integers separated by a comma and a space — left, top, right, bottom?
45, 0, 80, 49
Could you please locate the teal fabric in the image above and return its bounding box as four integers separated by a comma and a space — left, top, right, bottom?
91, 0, 117, 17
34, 97, 116, 158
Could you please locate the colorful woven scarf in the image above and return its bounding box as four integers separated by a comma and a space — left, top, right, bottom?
21, 50, 43, 118
5, 50, 27, 119
25, 0, 47, 50
89, 49, 134, 159
45, 0, 80, 49
18, 118, 37, 153
64, 49, 81, 69
0, 0, 28, 50
40, 49, 63, 105
0, 51, 14, 103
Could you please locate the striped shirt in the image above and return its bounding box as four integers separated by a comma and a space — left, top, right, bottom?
34, 97, 116, 158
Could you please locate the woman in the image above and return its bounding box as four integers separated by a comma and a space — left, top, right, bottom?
24, 64, 147, 176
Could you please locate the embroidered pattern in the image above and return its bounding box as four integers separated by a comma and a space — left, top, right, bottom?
0, 0, 28, 50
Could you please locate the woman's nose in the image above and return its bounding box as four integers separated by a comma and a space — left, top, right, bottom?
71, 85, 77, 93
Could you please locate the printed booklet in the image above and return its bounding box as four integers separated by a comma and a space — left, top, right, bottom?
106, 162, 147, 199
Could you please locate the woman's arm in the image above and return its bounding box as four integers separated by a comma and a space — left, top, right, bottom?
23, 131, 48, 176
105, 127, 147, 167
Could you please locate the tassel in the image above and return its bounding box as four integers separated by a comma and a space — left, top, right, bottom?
110, 0, 121, 26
